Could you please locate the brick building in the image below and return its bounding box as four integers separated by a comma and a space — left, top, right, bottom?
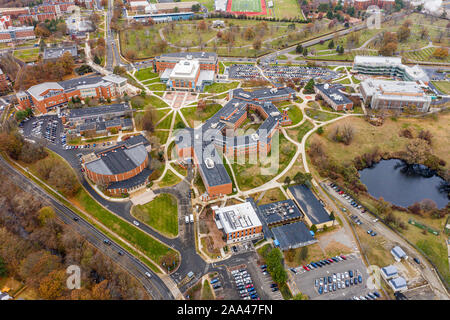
314, 83, 354, 111
174, 86, 295, 200
82, 135, 152, 195
0, 26, 35, 43
17, 74, 128, 114
212, 201, 263, 244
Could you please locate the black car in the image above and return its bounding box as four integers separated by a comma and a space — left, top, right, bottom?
270, 283, 278, 288
118, 251, 123, 256
413, 257, 421, 264
271, 287, 279, 292
213, 284, 221, 290
73, 217, 79, 221
103, 239, 112, 245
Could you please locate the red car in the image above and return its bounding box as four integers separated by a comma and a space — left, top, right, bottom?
339, 191, 344, 194
328, 259, 334, 263
302, 265, 310, 271
246, 284, 253, 289
341, 255, 347, 260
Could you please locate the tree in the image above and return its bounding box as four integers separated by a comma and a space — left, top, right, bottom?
299, 246, 308, 261
303, 78, 315, 94
91, 280, 111, 300
404, 139, 431, 164
35, 23, 51, 38
266, 248, 287, 284
284, 176, 291, 186
293, 292, 309, 300
310, 225, 317, 233
39, 270, 66, 300
294, 172, 312, 185
38, 206, 56, 226
252, 39, 262, 50
296, 44, 303, 54
397, 25, 411, 42
432, 47, 449, 60
330, 212, 335, 220
328, 40, 334, 49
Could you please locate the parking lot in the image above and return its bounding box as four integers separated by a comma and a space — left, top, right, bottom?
291, 253, 377, 300
21, 115, 63, 146
262, 66, 339, 83
228, 64, 262, 80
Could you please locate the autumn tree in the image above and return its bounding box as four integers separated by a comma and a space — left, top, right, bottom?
39, 270, 67, 299
197, 20, 207, 31
38, 206, 56, 226
252, 39, 262, 50
378, 32, 398, 56
35, 23, 51, 38
404, 138, 431, 164
432, 47, 449, 59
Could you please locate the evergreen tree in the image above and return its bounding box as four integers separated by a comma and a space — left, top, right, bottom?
328, 40, 334, 49
303, 78, 315, 94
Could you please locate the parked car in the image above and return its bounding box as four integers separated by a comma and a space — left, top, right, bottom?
133, 220, 140, 226
271, 287, 279, 292
373, 291, 381, 298
318, 286, 323, 295
413, 257, 421, 264
145, 272, 152, 278
353, 278, 358, 285
358, 275, 362, 283
349, 270, 353, 278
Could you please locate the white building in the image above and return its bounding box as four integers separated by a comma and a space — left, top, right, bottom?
353, 56, 430, 83
381, 265, 398, 280
388, 276, 408, 292
161, 58, 215, 92
360, 79, 432, 112
212, 202, 263, 244
390, 246, 408, 262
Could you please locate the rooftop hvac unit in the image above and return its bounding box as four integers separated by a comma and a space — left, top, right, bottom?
186, 55, 193, 60
251, 133, 259, 141
324, 83, 329, 90
205, 157, 214, 169
270, 88, 278, 94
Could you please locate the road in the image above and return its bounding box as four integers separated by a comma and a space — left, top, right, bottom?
0, 155, 174, 300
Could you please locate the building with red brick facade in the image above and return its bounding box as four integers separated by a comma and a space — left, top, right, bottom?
211, 201, 263, 244
354, 0, 395, 10
174, 86, 295, 200
82, 135, 152, 195
0, 25, 35, 43
17, 74, 128, 114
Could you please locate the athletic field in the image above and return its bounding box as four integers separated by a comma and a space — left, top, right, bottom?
229, 0, 262, 13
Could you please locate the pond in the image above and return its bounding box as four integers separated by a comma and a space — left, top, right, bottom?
359, 159, 449, 209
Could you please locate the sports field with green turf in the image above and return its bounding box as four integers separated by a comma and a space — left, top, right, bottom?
231, 0, 261, 12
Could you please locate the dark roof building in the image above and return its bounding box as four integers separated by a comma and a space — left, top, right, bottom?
272, 221, 318, 250
287, 184, 333, 229
314, 83, 354, 111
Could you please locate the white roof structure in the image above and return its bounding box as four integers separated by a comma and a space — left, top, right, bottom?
391, 246, 408, 260
389, 277, 408, 291
215, 0, 227, 11
381, 265, 398, 278
354, 55, 402, 66
170, 59, 200, 80
360, 79, 431, 104
27, 82, 64, 101
102, 74, 127, 85
129, 0, 150, 7
215, 202, 262, 235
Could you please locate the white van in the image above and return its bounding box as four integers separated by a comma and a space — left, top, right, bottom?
189, 214, 194, 223
185, 216, 189, 224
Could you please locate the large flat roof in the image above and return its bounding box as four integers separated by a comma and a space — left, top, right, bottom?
288, 184, 332, 225
215, 201, 262, 234
271, 221, 317, 250
68, 103, 130, 119
315, 83, 353, 105
43, 45, 77, 60
258, 199, 303, 225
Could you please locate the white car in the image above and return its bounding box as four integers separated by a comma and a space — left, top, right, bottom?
145, 272, 152, 278
133, 220, 140, 226
373, 218, 379, 222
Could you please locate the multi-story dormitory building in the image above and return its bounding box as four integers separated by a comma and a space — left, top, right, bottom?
174, 86, 296, 200
154, 52, 218, 92
17, 74, 128, 114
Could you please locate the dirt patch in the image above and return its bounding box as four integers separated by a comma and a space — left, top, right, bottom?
322, 240, 352, 257
199, 208, 226, 252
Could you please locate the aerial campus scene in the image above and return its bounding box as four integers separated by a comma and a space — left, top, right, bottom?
0, 0, 448, 310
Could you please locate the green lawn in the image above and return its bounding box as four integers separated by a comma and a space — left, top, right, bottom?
231, 0, 261, 13
13, 48, 40, 63
131, 94, 169, 110
287, 120, 314, 142
305, 108, 342, 122
147, 83, 167, 91
132, 193, 179, 237
156, 112, 173, 130
204, 82, 239, 94
432, 81, 450, 95
159, 169, 182, 188
272, 0, 303, 19
280, 105, 303, 125
180, 104, 223, 127
153, 130, 170, 145
135, 68, 158, 81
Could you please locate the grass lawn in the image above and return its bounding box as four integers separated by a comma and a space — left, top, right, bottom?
135, 68, 158, 81
180, 103, 223, 127
159, 169, 182, 188
201, 280, 214, 300
281, 105, 303, 125
231, 0, 261, 13
272, 0, 303, 19
287, 119, 314, 142
156, 111, 173, 130
132, 193, 179, 237
147, 83, 167, 91
153, 130, 170, 145
229, 132, 296, 191
204, 82, 239, 94
305, 108, 342, 122
131, 94, 169, 110
432, 81, 450, 95
258, 188, 287, 205
13, 48, 40, 63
